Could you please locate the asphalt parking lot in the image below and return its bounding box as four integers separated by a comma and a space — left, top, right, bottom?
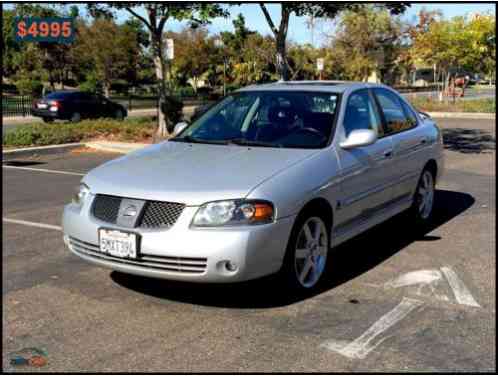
2, 118, 495, 372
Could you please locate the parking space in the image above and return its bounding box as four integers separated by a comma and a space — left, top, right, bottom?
2, 118, 495, 372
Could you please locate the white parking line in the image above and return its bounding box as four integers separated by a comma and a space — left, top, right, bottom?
441, 266, 481, 307
3, 218, 62, 231
322, 297, 424, 359
2, 165, 84, 176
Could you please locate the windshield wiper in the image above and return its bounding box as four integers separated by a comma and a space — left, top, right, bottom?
227, 138, 283, 148
173, 135, 229, 145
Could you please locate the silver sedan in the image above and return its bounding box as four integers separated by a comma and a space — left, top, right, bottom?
63, 81, 444, 290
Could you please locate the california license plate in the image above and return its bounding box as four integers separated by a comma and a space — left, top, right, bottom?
99, 229, 138, 259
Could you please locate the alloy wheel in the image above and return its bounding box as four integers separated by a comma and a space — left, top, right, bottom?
294, 217, 328, 288
416, 170, 434, 220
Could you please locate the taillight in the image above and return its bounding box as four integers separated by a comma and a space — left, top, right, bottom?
48, 100, 59, 112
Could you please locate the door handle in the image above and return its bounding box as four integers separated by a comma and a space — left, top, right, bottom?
383, 150, 393, 158
420, 137, 428, 145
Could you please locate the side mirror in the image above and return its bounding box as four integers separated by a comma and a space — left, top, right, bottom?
173, 121, 189, 136
339, 129, 377, 149
419, 111, 431, 121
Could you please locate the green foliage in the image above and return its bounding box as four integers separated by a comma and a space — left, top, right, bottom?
324, 6, 406, 83
409, 97, 495, 113
3, 117, 157, 147
14, 78, 43, 96
409, 11, 496, 79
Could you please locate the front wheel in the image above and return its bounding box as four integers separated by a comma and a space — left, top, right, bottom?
114, 109, 124, 121
409, 168, 435, 226
280, 212, 330, 291
42, 117, 54, 123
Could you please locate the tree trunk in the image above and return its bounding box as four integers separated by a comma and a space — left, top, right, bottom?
150, 31, 173, 139
276, 36, 289, 81
103, 81, 110, 97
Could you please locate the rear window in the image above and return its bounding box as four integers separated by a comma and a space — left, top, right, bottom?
45, 92, 77, 100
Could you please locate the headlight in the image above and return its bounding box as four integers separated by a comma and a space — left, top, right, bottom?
191, 200, 274, 227
72, 183, 90, 206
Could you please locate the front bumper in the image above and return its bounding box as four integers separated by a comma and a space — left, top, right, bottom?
62, 194, 295, 283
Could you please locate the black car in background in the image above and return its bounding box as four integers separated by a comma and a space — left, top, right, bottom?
32, 91, 127, 123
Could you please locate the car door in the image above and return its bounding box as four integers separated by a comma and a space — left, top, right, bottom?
95, 94, 114, 118
73, 92, 95, 119
372, 88, 429, 201
334, 89, 396, 235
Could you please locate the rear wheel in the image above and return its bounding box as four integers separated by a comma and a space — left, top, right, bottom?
410, 168, 435, 226
42, 117, 54, 123
70, 112, 81, 123
280, 211, 330, 291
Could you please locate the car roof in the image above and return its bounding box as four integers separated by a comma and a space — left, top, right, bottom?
236, 81, 392, 94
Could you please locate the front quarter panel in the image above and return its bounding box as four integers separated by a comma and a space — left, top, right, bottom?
246, 148, 341, 220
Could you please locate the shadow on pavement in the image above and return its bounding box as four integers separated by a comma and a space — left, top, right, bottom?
443, 128, 495, 154
111, 189, 475, 309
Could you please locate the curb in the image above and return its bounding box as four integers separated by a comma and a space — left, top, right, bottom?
84, 141, 148, 154
427, 112, 495, 119
2, 141, 146, 160
2, 143, 84, 161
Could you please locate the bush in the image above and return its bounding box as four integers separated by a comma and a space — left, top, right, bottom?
3, 117, 157, 147
15, 78, 43, 96
408, 97, 495, 113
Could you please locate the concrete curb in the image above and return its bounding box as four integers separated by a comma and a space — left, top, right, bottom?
2, 141, 147, 160
427, 112, 495, 119
84, 141, 149, 154
2, 143, 84, 161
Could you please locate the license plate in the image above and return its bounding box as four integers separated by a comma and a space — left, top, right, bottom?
37, 103, 48, 109
99, 229, 138, 259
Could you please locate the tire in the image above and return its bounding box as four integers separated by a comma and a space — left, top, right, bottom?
279, 210, 330, 292
114, 109, 124, 121
409, 168, 436, 227
70, 112, 81, 123
42, 117, 54, 123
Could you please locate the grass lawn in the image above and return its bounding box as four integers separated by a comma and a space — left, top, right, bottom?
407, 97, 495, 113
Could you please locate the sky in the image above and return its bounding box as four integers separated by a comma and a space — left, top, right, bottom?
7, 2, 496, 46
175, 3, 497, 46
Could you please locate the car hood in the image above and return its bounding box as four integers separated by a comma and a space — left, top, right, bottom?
84, 141, 319, 205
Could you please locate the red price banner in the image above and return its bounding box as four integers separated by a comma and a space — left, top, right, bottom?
15, 17, 74, 43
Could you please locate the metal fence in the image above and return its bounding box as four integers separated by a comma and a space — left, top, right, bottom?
2, 95, 36, 118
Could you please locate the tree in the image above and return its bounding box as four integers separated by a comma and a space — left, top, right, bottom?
409, 11, 496, 92
75, 18, 140, 97
3, 4, 81, 93
171, 27, 216, 93
258, 3, 409, 81
325, 6, 406, 83
88, 3, 228, 137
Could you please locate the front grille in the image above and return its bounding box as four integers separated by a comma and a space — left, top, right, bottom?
69, 237, 207, 274
92, 194, 121, 224
92, 195, 185, 229
141, 201, 185, 229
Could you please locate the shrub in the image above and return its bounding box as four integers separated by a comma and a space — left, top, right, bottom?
3, 117, 156, 147
408, 97, 495, 113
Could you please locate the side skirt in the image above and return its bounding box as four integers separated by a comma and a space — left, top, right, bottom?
330, 194, 412, 248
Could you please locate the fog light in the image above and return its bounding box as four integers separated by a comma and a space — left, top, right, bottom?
225, 261, 238, 272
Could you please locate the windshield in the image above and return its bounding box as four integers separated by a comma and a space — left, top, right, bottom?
172, 91, 339, 149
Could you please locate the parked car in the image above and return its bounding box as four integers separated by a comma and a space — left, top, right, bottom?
62, 81, 444, 291
32, 91, 127, 123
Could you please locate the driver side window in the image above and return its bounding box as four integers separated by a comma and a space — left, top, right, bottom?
343, 90, 382, 137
